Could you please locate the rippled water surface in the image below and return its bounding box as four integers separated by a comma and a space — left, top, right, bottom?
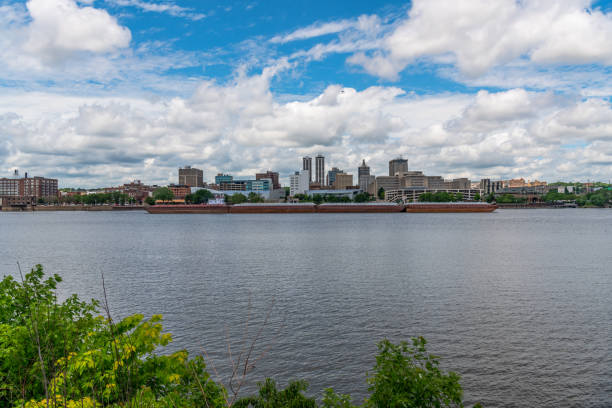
1, 209, 611, 407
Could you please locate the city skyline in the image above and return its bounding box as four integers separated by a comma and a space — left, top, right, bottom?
3, 0, 612, 187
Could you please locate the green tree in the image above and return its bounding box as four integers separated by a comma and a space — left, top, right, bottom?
248, 192, 264, 203
365, 337, 463, 408
153, 187, 174, 202
0, 266, 99, 406
1, 267, 226, 408
312, 194, 323, 205
353, 193, 371, 203
230, 193, 248, 204
192, 189, 214, 204
474, 193, 481, 201
144, 196, 155, 206
377, 187, 385, 200
455, 193, 464, 201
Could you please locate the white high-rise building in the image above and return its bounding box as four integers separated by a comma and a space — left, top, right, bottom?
290, 170, 310, 196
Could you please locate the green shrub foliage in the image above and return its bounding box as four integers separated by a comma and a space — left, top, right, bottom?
0, 266, 480, 408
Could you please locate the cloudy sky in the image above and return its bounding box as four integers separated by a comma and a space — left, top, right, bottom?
2, 0, 612, 187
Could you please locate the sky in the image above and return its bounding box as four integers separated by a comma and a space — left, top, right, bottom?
2, 0, 612, 187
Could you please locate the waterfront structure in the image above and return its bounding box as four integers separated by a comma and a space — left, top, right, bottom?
327, 167, 342, 186
204, 185, 281, 201
302, 156, 312, 183
256, 171, 280, 189
493, 185, 552, 202
333, 173, 354, 190
315, 154, 325, 186
290, 170, 310, 196
178, 166, 204, 187
385, 187, 482, 202
305, 189, 361, 199
389, 157, 408, 176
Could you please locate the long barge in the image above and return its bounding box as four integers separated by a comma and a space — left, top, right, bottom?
316, 203, 404, 213
405, 202, 497, 212
145, 202, 497, 214
229, 203, 316, 213
145, 204, 230, 214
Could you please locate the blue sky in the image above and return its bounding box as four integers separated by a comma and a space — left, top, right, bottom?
2, 0, 612, 187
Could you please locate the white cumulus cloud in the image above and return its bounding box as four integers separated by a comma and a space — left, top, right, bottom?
24, 0, 131, 63
347, 0, 612, 79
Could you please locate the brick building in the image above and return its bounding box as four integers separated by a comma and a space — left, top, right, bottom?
256, 171, 280, 189
168, 184, 191, 199
0, 175, 58, 202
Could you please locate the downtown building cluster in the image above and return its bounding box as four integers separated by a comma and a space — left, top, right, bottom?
5, 157, 600, 209
290, 156, 484, 201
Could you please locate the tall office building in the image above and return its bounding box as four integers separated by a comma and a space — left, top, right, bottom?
358, 159, 370, 178
302, 156, 312, 183
358, 159, 371, 192
290, 170, 310, 196
178, 166, 204, 187
327, 167, 342, 186
315, 154, 325, 186
389, 158, 408, 176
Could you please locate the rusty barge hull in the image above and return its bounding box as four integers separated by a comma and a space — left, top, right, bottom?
145, 205, 230, 214
405, 203, 497, 213
145, 203, 498, 214
229, 205, 316, 213
317, 204, 404, 213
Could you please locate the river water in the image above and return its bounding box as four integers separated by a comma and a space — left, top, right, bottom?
1, 209, 611, 407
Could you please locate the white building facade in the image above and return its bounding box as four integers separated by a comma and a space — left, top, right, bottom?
290, 170, 310, 196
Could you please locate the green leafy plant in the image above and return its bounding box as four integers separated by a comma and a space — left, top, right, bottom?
365, 337, 463, 408
234, 379, 316, 408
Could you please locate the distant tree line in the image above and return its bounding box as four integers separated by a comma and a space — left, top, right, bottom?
40, 192, 137, 206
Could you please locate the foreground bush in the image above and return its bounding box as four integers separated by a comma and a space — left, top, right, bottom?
0, 266, 478, 407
